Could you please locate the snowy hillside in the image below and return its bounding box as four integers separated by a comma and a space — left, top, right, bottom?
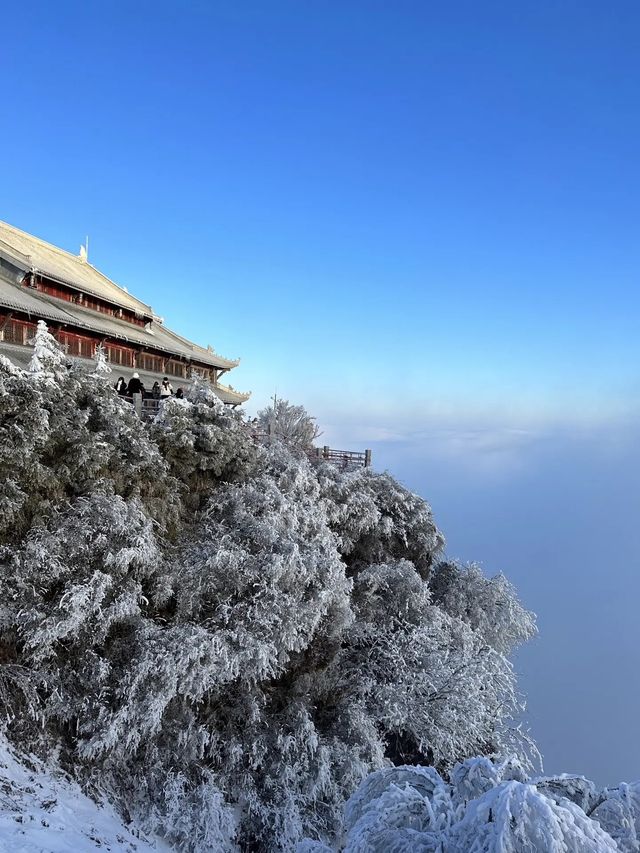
0, 735, 166, 853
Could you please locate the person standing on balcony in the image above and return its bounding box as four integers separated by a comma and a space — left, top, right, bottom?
127, 372, 145, 396
160, 377, 173, 398
114, 376, 128, 396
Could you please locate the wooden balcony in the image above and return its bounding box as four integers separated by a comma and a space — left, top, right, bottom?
249, 427, 371, 470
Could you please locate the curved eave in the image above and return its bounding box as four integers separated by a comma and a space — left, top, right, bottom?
158, 325, 240, 370
0, 240, 32, 274
213, 382, 251, 405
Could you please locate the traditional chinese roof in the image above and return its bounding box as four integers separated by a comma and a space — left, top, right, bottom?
212, 381, 251, 405
0, 220, 152, 316
0, 276, 240, 370
0, 222, 242, 371
0, 276, 75, 325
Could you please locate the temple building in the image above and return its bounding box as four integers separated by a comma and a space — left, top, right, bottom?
0, 221, 249, 405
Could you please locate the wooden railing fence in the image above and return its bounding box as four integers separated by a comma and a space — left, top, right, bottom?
313, 446, 372, 468
250, 428, 371, 470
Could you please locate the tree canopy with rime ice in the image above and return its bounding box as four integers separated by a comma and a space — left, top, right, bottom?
303, 758, 638, 853
0, 323, 636, 852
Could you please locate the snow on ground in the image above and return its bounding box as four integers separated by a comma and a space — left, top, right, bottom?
0, 735, 170, 853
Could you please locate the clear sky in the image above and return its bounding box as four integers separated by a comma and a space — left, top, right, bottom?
2, 1, 639, 784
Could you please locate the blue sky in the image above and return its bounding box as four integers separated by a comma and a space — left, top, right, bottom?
2, 1, 639, 784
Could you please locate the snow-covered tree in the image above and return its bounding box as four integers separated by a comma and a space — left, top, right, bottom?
150, 394, 259, 511
429, 561, 537, 655
257, 397, 321, 447
590, 782, 640, 852
28, 319, 66, 380
0, 347, 180, 544
448, 778, 619, 852
318, 465, 444, 580
333, 567, 531, 771
316, 757, 630, 852
342, 765, 454, 852
92, 343, 112, 377
187, 372, 224, 408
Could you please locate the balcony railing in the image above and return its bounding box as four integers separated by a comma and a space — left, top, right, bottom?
249, 427, 371, 470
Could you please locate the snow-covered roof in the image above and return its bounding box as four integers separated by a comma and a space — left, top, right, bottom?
211, 381, 251, 405
0, 276, 240, 369
0, 220, 153, 316
0, 276, 77, 325
0, 219, 248, 371
158, 324, 240, 370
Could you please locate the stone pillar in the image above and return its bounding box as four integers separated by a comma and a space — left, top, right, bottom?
133, 392, 143, 419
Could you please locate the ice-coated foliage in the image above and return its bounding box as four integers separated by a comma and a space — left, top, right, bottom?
448, 779, 618, 852
316, 757, 632, 852
343, 765, 453, 852
336, 562, 531, 771
142, 768, 238, 851
533, 773, 599, 813
28, 319, 66, 380
150, 393, 259, 510
450, 755, 528, 805
318, 465, 444, 579
0, 329, 547, 850
258, 397, 321, 447
429, 562, 536, 654
0, 325, 180, 543
92, 343, 112, 377
187, 372, 225, 408
590, 782, 640, 852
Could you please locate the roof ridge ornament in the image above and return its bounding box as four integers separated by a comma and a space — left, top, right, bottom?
78, 236, 89, 263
